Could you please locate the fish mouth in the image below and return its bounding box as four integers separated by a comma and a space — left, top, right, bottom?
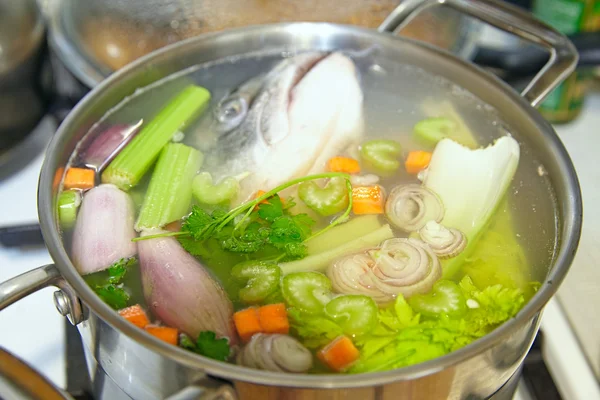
213, 52, 331, 135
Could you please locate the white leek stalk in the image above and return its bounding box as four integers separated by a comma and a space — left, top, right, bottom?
423, 136, 520, 277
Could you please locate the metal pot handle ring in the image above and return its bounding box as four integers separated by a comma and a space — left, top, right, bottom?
378, 0, 578, 107
0, 264, 84, 325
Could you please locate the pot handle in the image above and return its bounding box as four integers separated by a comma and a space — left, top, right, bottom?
377, 0, 578, 107
0, 264, 84, 325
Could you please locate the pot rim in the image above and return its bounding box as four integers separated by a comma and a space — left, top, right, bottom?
38, 22, 583, 388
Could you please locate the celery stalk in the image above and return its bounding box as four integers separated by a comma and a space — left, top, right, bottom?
102, 85, 211, 190
135, 143, 203, 231
57, 190, 82, 229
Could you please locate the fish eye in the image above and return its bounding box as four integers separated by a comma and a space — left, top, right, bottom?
214, 96, 249, 133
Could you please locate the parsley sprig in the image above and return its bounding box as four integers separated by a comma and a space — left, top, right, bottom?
180, 331, 231, 361
132, 173, 353, 261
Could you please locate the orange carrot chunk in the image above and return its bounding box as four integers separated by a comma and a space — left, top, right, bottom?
405, 151, 432, 175
318, 335, 360, 372
145, 326, 179, 345
63, 167, 95, 190
258, 303, 289, 335
327, 156, 361, 174
233, 307, 263, 342
118, 304, 150, 328
352, 186, 385, 215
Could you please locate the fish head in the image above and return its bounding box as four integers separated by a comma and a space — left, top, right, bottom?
212, 51, 365, 204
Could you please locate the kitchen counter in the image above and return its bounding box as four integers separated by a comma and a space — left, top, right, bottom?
552, 92, 600, 380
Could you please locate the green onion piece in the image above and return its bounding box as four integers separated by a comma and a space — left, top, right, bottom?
360, 139, 403, 173
412, 117, 456, 148
298, 177, 349, 216
135, 143, 203, 231
57, 190, 82, 229
192, 172, 239, 205
325, 295, 378, 336
102, 85, 211, 190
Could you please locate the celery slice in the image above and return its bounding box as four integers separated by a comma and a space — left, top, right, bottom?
412, 117, 455, 148
135, 143, 203, 231
102, 85, 211, 190
57, 190, 82, 229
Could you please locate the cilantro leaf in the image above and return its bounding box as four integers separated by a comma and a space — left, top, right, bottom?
183, 207, 230, 240
107, 257, 135, 284
179, 334, 197, 351
181, 331, 231, 361
179, 235, 211, 258
91, 257, 135, 310
95, 284, 130, 309
291, 213, 315, 238
257, 196, 284, 222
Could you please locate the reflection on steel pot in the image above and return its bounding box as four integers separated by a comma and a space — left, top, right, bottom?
0, 0, 582, 399
45, 0, 478, 87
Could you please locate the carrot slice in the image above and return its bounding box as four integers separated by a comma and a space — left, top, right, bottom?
233, 307, 262, 342
145, 326, 179, 345
352, 186, 385, 215
327, 156, 361, 174
118, 304, 150, 328
405, 151, 432, 175
258, 303, 289, 335
63, 167, 95, 190
317, 335, 360, 372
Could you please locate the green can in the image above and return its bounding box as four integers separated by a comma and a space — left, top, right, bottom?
532, 0, 600, 123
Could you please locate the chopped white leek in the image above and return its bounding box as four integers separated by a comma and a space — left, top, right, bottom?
423, 136, 520, 277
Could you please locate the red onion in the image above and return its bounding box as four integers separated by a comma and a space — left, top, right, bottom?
328, 252, 394, 304
138, 230, 237, 345
327, 238, 442, 305
368, 238, 442, 298
419, 221, 467, 259
237, 334, 313, 373
385, 184, 444, 232
71, 184, 137, 275
81, 120, 142, 172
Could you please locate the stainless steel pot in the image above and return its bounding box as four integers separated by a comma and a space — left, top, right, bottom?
0, 0, 582, 399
